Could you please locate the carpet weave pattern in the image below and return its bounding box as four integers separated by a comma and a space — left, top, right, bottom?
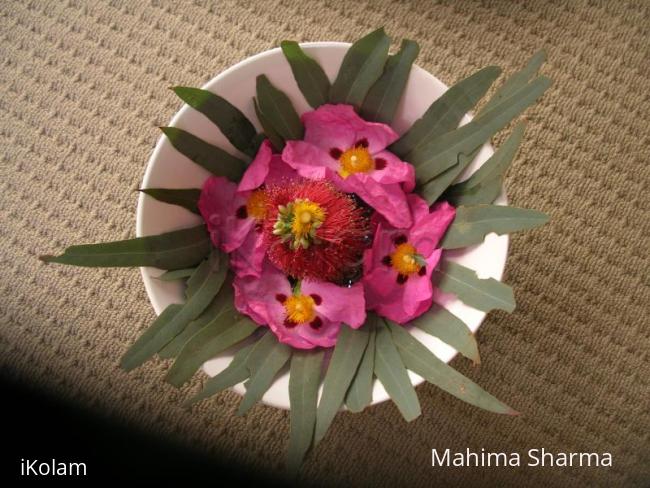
1, 1, 648, 486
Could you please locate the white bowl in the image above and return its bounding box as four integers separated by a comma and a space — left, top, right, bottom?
136, 42, 507, 410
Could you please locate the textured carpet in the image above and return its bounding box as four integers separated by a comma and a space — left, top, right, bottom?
1, 0, 649, 486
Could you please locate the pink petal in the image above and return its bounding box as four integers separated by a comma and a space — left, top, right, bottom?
238, 140, 273, 192
265, 154, 299, 186
198, 176, 253, 252
233, 261, 290, 325
230, 230, 266, 278
371, 150, 415, 190
303, 104, 398, 154
282, 141, 336, 180
337, 174, 412, 229
272, 316, 341, 349
409, 201, 456, 256
302, 280, 366, 328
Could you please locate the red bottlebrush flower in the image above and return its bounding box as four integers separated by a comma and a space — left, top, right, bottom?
262, 179, 370, 282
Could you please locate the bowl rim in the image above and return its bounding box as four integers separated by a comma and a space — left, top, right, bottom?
136, 41, 509, 410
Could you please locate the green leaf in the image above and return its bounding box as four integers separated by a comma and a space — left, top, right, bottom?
281, 41, 331, 109
287, 350, 324, 473
329, 28, 390, 107
183, 338, 262, 407
480, 50, 546, 115
440, 205, 549, 249
139, 188, 201, 214
360, 39, 420, 124
409, 303, 480, 363
40, 225, 210, 270
156, 267, 196, 282
412, 76, 551, 187
432, 260, 515, 313
314, 325, 369, 445
374, 320, 421, 422
256, 75, 304, 142
237, 335, 292, 415
386, 320, 517, 415
158, 275, 235, 358
389, 66, 501, 158
444, 123, 525, 206
120, 251, 228, 371
160, 126, 246, 182
166, 314, 257, 387
172, 86, 259, 157
253, 97, 285, 152
345, 318, 376, 413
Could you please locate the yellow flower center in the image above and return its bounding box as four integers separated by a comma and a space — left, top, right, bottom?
273, 198, 326, 249
338, 146, 374, 178
284, 294, 316, 324
391, 243, 423, 275
246, 189, 267, 220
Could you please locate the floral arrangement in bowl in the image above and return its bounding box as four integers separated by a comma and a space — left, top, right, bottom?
41, 28, 551, 471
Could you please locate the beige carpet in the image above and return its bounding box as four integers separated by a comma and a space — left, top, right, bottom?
1, 0, 649, 486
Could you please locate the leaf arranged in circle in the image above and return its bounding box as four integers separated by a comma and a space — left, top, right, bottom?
40, 225, 211, 270
139, 188, 201, 215
253, 97, 285, 152
345, 317, 377, 413
440, 205, 549, 249
432, 260, 515, 313
360, 39, 420, 124
172, 86, 259, 157
387, 320, 517, 415
256, 74, 304, 142
281, 40, 331, 109
160, 126, 246, 182
329, 27, 390, 108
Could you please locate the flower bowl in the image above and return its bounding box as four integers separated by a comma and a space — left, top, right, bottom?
136, 42, 508, 410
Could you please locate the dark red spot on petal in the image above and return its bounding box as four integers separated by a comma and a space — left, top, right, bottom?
275, 294, 287, 303
418, 266, 427, 276
310, 294, 322, 306
394, 234, 408, 245
235, 206, 248, 219
355, 138, 369, 148
396, 274, 408, 284
284, 317, 297, 328
374, 157, 386, 170
381, 255, 392, 266
309, 317, 323, 329
329, 148, 342, 159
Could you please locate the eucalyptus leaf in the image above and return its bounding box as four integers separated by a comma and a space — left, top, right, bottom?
360, 39, 419, 124
237, 337, 292, 416
432, 260, 515, 313
256, 75, 304, 142
172, 86, 259, 157
389, 66, 501, 158
412, 76, 551, 186
253, 97, 285, 152
156, 267, 196, 282
120, 251, 228, 371
374, 320, 421, 422
40, 225, 210, 270
344, 319, 376, 413
444, 123, 525, 206
281, 41, 331, 109
480, 50, 546, 115
184, 340, 260, 407
329, 28, 390, 107
314, 325, 369, 445
158, 276, 235, 358
441, 205, 549, 249
410, 303, 480, 363
287, 350, 325, 473
166, 315, 257, 387
139, 188, 201, 214
387, 320, 517, 415
160, 126, 246, 181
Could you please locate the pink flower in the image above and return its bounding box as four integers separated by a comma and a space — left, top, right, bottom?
282, 104, 415, 228
198, 140, 297, 277
234, 261, 366, 349
363, 195, 456, 324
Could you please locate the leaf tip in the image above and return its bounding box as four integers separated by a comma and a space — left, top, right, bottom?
38, 254, 55, 263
